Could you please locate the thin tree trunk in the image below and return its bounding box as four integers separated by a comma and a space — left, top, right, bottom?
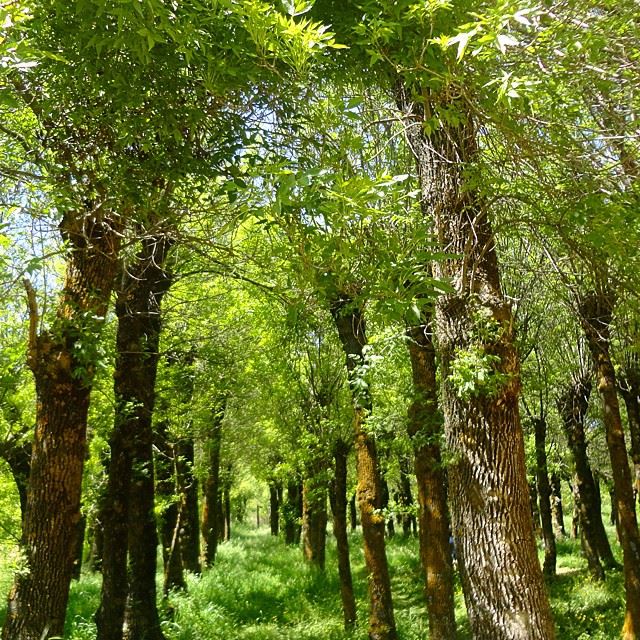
550, 473, 566, 538
201, 400, 225, 567
534, 417, 556, 577
96, 235, 172, 640
3, 210, 121, 640
0, 436, 31, 529
619, 370, 640, 505
405, 313, 456, 640
557, 378, 614, 579
302, 476, 328, 570
72, 515, 86, 580
284, 480, 301, 545
349, 494, 357, 531
579, 290, 640, 640
222, 466, 232, 541
330, 439, 357, 629
176, 439, 200, 574
530, 481, 541, 538
397, 85, 554, 639
269, 481, 281, 536
397, 454, 416, 536
380, 479, 395, 539
331, 296, 397, 640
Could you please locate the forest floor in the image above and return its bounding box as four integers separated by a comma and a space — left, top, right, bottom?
0, 521, 626, 639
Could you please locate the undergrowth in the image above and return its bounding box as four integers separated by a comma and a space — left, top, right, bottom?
0, 523, 627, 639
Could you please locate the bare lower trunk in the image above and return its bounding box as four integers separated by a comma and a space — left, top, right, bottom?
398, 84, 554, 639
269, 481, 282, 536
534, 418, 556, 577
619, 371, 640, 506
176, 440, 200, 574
283, 480, 302, 545
550, 473, 566, 538
330, 439, 357, 629
397, 454, 416, 536
579, 291, 640, 640
201, 401, 225, 567
302, 477, 328, 570
406, 313, 456, 640
3, 211, 121, 640
331, 297, 397, 640
557, 377, 613, 579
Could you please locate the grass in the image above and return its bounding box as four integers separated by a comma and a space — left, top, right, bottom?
0, 522, 628, 639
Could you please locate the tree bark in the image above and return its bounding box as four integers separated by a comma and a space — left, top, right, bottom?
175, 439, 200, 574
302, 477, 328, 569
201, 399, 225, 567
349, 493, 357, 531
619, 368, 640, 505
579, 290, 640, 639
330, 438, 357, 629
397, 453, 416, 536
283, 480, 302, 545
3, 209, 121, 640
533, 417, 556, 577
0, 435, 31, 530
398, 85, 554, 639
331, 296, 397, 640
405, 314, 456, 640
557, 378, 613, 579
96, 235, 172, 640
550, 473, 566, 538
269, 481, 281, 536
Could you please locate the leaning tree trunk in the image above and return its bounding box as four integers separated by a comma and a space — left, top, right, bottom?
405, 312, 456, 640
398, 84, 555, 640
331, 296, 397, 640
3, 209, 121, 640
557, 377, 611, 580
201, 399, 225, 567
533, 417, 557, 577
579, 290, 640, 640
330, 438, 357, 629
96, 235, 173, 640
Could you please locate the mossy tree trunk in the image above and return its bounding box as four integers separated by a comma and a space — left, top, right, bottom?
331, 296, 397, 640
398, 85, 555, 640
3, 208, 121, 640
405, 313, 456, 640
578, 290, 640, 640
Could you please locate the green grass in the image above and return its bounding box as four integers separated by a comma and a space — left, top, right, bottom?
0, 523, 629, 639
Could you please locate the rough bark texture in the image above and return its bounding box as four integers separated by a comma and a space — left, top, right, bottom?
550, 473, 566, 538
201, 400, 225, 567
96, 235, 172, 640
398, 85, 554, 640
579, 291, 640, 640
3, 209, 121, 640
331, 297, 397, 640
330, 439, 357, 629
405, 315, 456, 640
533, 418, 556, 577
557, 378, 613, 579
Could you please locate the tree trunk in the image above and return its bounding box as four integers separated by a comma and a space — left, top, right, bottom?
96, 235, 172, 640
3, 210, 121, 640
72, 515, 86, 580
269, 481, 281, 536
0, 435, 31, 529
283, 480, 302, 545
579, 290, 640, 639
529, 481, 541, 538
155, 428, 185, 595
397, 453, 416, 537
533, 417, 557, 577
550, 473, 566, 538
201, 400, 225, 567
557, 377, 614, 578
222, 466, 232, 541
397, 85, 554, 639
619, 370, 640, 505
302, 475, 328, 570
380, 479, 395, 539
349, 494, 357, 531
176, 439, 200, 574
330, 439, 357, 629
405, 314, 456, 640
331, 296, 397, 640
